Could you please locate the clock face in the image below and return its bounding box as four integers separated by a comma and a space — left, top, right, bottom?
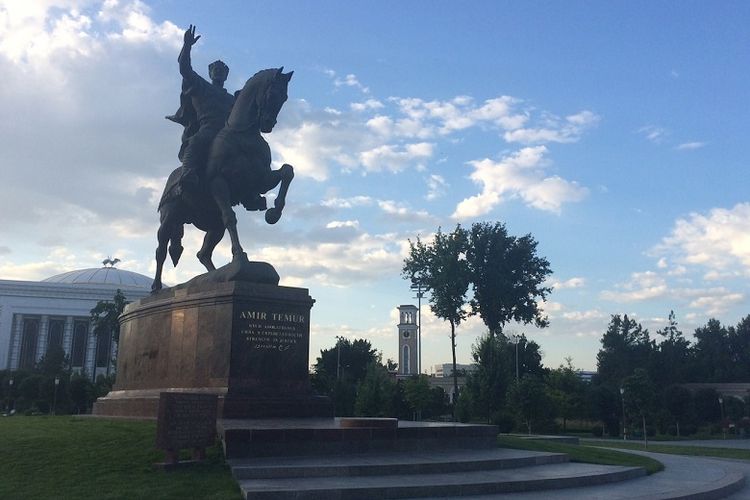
402, 331, 411, 338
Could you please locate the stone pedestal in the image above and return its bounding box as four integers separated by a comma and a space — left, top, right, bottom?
93, 275, 332, 419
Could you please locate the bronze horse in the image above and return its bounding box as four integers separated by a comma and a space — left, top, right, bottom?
152, 67, 294, 291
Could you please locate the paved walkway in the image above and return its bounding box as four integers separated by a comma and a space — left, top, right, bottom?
413, 439, 750, 499
590, 437, 750, 450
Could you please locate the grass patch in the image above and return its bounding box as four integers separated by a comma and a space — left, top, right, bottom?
582, 438, 750, 461
0, 416, 240, 500
497, 435, 663, 474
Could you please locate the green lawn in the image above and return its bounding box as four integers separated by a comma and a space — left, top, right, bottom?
497, 435, 664, 474
0, 416, 240, 500
582, 438, 750, 461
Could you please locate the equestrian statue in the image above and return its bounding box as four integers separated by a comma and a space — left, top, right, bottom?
152, 25, 294, 291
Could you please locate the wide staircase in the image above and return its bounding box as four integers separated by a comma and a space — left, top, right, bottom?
228, 447, 646, 499
219, 417, 649, 499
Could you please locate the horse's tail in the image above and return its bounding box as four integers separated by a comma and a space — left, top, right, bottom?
169, 224, 184, 266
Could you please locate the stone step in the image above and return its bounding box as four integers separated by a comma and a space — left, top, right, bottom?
237, 460, 646, 499
219, 418, 499, 459
230, 448, 569, 480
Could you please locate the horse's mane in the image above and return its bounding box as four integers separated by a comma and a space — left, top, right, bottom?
224, 68, 283, 131
241, 68, 281, 97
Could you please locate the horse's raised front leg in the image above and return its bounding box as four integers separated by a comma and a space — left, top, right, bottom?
197, 227, 225, 271
265, 163, 294, 225
209, 176, 244, 256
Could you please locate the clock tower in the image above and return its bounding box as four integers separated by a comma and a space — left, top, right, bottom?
397, 305, 418, 375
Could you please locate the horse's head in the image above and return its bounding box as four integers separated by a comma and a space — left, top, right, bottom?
259, 67, 293, 133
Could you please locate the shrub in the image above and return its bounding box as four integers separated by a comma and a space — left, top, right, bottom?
591, 425, 604, 437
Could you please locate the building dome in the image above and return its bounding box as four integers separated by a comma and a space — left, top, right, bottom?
42, 267, 152, 289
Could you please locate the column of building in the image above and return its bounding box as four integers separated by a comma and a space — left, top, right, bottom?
35, 315, 49, 364
62, 317, 73, 359
85, 322, 97, 378
8, 314, 23, 370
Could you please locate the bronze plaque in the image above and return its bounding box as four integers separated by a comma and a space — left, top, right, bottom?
156, 393, 217, 450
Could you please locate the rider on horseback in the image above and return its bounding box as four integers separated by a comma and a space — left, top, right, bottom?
166, 25, 235, 200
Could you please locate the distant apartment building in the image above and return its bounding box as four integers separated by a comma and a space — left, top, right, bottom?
433, 363, 478, 378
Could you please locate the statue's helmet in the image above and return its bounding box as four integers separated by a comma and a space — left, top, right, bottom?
208, 60, 229, 82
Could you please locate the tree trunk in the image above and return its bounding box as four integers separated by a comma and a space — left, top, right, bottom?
642, 414, 648, 448
451, 320, 458, 421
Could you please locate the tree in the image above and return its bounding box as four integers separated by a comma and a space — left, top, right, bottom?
354, 364, 398, 417
693, 387, 721, 425
311, 337, 381, 416
403, 225, 471, 411
588, 384, 620, 437
90, 289, 129, 344
465, 334, 511, 423
403, 375, 433, 420
37, 345, 68, 378
465, 222, 552, 336
653, 311, 691, 387
547, 358, 587, 432
596, 314, 653, 388
663, 385, 692, 436
622, 369, 655, 444
90, 289, 130, 375
465, 333, 546, 424
692, 319, 732, 382
508, 374, 555, 434
69, 372, 95, 414
728, 315, 750, 381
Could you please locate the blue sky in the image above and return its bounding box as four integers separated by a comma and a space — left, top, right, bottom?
1, 1, 749, 371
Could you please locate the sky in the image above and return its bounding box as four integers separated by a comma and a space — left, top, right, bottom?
1, 1, 749, 372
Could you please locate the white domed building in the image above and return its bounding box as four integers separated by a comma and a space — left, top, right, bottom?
0, 263, 152, 379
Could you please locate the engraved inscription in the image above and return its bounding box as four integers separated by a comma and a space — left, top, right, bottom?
239, 309, 307, 351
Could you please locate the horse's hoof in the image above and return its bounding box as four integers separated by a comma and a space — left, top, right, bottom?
265, 207, 282, 224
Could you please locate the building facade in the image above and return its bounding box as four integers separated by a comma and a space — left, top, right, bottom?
0, 266, 151, 379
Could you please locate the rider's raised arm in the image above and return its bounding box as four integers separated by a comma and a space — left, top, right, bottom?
178, 24, 201, 79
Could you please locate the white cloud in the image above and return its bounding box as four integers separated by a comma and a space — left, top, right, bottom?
452, 146, 588, 218
377, 200, 435, 223
351, 99, 383, 111
561, 309, 606, 321
321, 196, 374, 208
601, 267, 745, 316
676, 141, 706, 151
359, 142, 434, 173
425, 174, 447, 201
638, 125, 668, 144
328, 71, 370, 94
326, 220, 359, 229
256, 232, 405, 287
688, 291, 744, 316
550, 277, 586, 290
503, 110, 599, 144
655, 203, 750, 274
601, 271, 668, 302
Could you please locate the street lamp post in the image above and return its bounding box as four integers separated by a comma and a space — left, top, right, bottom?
508, 334, 521, 381
719, 397, 725, 439
52, 376, 60, 416
336, 337, 342, 381
6, 378, 13, 415
411, 281, 425, 374
620, 387, 627, 441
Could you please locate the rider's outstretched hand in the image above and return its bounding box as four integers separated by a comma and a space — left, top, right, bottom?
184, 24, 201, 46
